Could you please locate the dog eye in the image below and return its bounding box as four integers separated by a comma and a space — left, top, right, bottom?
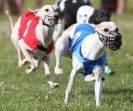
115, 28, 119, 31
104, 28, 109, 32
56, 8, 59, 12
45, 9, 49, 12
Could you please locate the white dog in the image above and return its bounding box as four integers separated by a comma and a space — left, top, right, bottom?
6, 5, 60, 88
55, 22, 122, 106
54, 5, 111, 75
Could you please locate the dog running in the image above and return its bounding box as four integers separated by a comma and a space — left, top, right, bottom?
6, 5, 60, 88
55, 21, 122, 106
54, 5, 111, 75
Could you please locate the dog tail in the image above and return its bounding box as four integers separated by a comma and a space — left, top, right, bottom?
5, 10, 14, 31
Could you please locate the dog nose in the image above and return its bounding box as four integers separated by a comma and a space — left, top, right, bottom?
115, 32, 122, 39
56, 8, 59, 13
54, 14, 59, 20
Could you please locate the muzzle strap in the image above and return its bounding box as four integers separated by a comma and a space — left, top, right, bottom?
41, 19, 50, 27
96, 31, 122, 50
96, 31, 108, 46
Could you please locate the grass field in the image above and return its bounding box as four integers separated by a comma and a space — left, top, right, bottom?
0, 0, 133, 111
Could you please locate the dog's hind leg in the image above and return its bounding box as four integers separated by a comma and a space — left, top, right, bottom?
12, 40, 28, 68
16, 47, 28, 67
15, 45, 23, 67
93, 66, 104, 107
43, 56, 59, 88
18, 40, 36, 73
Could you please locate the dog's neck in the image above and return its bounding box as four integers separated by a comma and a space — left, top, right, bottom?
35, 20, 54, 49
81, 33, 105, 60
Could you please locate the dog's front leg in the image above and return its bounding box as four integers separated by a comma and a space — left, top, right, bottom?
53, 22, 64, 42
64, 68, 77, 104
54, 34, 70, 75
93, 66, 104, 107
43, 56, 59, 88
54, 46, 64, 75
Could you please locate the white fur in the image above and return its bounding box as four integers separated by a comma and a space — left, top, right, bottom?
54, 22, 119, 106
6, 5, 60, 88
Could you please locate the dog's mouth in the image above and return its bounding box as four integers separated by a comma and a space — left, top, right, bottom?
48, 15, 59, 25
42, 15, 60, 27
97, 31, 122, 50
43, 14, 60, 27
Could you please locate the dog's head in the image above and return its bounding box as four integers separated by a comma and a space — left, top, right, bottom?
95, 21, 122, 50
35, 5, 60, 26
89, 9, 111, 25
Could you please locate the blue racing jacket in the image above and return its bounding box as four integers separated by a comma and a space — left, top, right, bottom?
70, 23, 106, 75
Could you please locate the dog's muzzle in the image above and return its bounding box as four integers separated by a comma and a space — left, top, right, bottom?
98, 31, 122, 50
46, 13, 60, 26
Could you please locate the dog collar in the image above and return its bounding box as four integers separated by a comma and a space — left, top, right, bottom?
41, 19, 50, 27
37, 44, 47, 52
36, 40, 54, 54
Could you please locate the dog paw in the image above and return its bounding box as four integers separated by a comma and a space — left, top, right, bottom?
54, 67, 63, 75
64, 98, 68, 105
49, 82, 59, 88
18, 59, 28, 68
25, 66, 35, 74
25, 68, 33, 74
84, 75, 96, 81
25, 64, 36, 74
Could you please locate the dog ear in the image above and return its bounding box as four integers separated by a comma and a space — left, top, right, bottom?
29, 7, 40, 14
89, 9, 111, 25
102, 9, 111, 19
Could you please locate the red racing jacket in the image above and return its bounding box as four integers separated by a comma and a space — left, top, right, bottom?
18, 11, 54, 54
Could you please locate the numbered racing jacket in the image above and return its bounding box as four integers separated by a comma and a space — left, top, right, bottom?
18, 11, 54, 54
70, 23, 106, 75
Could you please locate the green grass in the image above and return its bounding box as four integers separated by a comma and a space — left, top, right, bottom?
0, 0, 133, 111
